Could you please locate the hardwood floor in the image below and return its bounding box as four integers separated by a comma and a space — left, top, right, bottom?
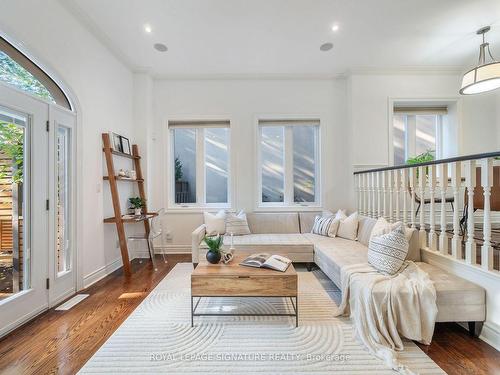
0, 255, 498, 375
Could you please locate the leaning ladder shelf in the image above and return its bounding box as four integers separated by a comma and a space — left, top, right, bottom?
102, 133, 155, 276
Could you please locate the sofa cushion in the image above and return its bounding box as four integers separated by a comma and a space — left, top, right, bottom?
305, 233, 368, 286
246, 213, 299, 234
415, 262, 485, 322
225, 210, 251, 235
357, 215, 377, 246
200, 233, 313, 252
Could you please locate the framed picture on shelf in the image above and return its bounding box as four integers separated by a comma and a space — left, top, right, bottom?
110, 132, 123, 152
121, 136, 131, 155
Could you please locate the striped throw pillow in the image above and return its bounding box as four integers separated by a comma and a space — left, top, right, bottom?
225, 210, 251, 236
311, 215, 335, 237
368, 224, 409, 275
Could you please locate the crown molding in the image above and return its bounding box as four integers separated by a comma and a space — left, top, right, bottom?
58, 0, 137, 71
152, 72, 347, 81
347, 66, 465, 76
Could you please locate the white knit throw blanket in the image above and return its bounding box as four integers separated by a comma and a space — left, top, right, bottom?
334, 262, 438, 375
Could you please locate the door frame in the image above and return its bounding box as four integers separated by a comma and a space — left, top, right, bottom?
48, 104, 77, 307
0, 81, 80, 337
0, 82, 49, 337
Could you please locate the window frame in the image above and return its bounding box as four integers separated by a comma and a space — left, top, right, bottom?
166, 119, 232, 211
0, 36, 72, 110
392, 112, 443, 165
256, 118, 321, 209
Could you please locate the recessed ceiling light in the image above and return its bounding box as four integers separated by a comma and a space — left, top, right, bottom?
331, 24, 339, 32
144, 24, 152, 33
154, 43, 168, 52
320, 42, 333, 51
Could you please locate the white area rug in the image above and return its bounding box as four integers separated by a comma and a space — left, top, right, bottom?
79, 264, 445, 374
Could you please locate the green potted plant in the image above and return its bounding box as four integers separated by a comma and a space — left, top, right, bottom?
203, 235, 223, 264
129, 196, 145, 216
406, 150, 435, 177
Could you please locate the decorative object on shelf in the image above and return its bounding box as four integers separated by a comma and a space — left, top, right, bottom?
110, 132, 123, 152
222, 248, 234, 264
118, 169, 127, 177
121, 136, 131, 155
460, 26, 500, 95
204, 235, 223, 264
129, 170, 137, 180
129, 196, 145, 216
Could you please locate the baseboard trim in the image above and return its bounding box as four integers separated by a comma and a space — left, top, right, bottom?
82, 257, 123, 289
134, 245, 191, 258
479, 321, 500, 351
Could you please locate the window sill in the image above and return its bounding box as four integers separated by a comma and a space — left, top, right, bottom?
254, 205, 322, 212
166, 205, 232, 214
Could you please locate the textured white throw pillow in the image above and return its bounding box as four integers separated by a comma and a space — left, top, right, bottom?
336, 211, 359, 240
370, 217, 412, 242
368, 224, 409, 275
204, 210, 226, 236
225, 210, 251, 235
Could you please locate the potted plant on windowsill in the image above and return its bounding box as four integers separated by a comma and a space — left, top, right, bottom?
203, 235, 223, 264
129, 196, 145, 216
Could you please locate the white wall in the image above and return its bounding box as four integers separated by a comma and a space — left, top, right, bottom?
349, 73, 500, 168
0, 0, 136, 287
150, 79, 350, 249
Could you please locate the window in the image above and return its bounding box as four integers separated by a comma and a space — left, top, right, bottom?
258, 119, 320, 206
0, 37, 71, 109
56, 126, 72, 274
169, 120, 230, 207
392, 107, 446, 165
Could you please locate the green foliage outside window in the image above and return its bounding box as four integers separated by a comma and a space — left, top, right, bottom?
0, 51, 54, 103
0, 121, 24, 184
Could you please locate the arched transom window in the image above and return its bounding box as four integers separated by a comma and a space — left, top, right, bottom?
0, 37, 71, 110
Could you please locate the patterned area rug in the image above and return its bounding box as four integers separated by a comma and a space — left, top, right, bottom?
79, 264, 445, 374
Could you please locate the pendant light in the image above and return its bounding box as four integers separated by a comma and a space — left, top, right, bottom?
460, 26, 500, 95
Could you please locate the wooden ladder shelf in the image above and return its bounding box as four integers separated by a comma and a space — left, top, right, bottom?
102, 133, 155, 276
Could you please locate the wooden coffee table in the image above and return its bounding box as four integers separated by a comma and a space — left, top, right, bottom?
191, 255, 298, 327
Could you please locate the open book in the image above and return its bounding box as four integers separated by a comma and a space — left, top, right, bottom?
240, 253, 291, 272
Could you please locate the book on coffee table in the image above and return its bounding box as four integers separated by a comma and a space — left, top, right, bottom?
240, 253, 291, 272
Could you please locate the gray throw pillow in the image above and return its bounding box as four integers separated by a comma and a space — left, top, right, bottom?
368, 224, 409, 275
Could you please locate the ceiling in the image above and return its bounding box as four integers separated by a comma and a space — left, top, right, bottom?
63, 0, 500, 78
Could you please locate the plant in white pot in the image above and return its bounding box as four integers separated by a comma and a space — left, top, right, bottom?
129, 196, 145, 216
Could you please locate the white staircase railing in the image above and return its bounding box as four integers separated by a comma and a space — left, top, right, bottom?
354, 151, 500, 273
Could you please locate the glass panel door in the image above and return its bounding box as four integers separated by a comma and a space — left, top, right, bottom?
0, 108, 29, 300
48, 106, 76, 306
0, 83, 49, 337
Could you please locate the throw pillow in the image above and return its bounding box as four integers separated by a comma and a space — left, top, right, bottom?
337, 211, 359, 240
311, 215, 335, 236
370, 217, 412, 242
203, 210, 226, 236
368, 224, 409, 275
225, 210, 251, 235
324, 209, 346, 237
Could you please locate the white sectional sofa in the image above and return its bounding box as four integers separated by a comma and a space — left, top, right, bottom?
192, 212, 486, 334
